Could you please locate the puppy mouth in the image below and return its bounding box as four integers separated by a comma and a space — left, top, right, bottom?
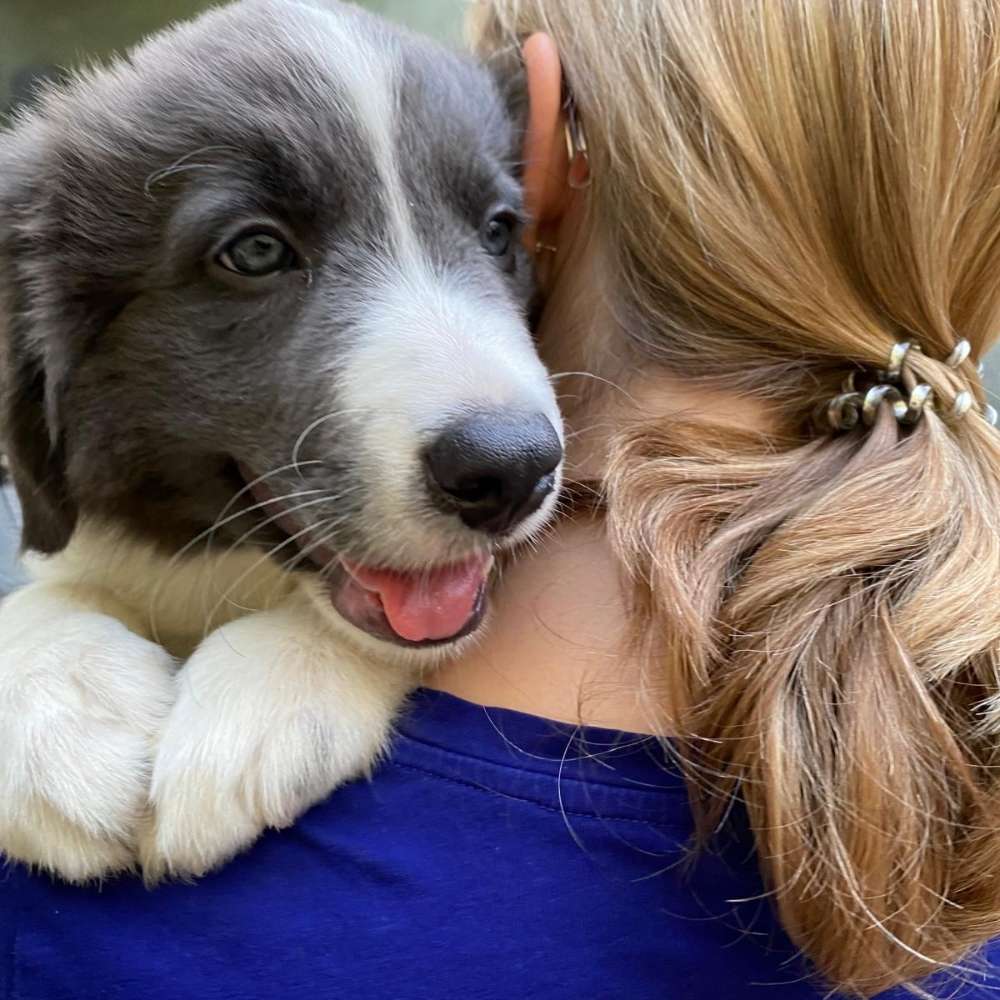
237, 464, 491, 649
330, 557, 491, 648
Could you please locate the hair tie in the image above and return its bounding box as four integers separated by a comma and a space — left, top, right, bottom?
821, 339, 997, 432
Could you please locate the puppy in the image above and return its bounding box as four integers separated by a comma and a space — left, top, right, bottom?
0, 0, 562, 883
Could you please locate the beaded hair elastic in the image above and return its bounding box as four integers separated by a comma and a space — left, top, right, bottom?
822, 339, 998, 433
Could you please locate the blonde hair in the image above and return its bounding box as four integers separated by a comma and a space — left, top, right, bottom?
473, 1, 1000, 995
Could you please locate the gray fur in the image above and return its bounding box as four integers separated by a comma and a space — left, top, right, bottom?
0, 0, 556, 573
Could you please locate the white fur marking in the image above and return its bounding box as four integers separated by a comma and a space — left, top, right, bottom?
284, 3, 422, 267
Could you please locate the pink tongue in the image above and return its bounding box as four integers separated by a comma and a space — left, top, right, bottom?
345, 558, 488, 643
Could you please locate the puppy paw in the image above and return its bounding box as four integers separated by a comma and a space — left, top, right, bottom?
140, 604, 410, 882
0, 592, 176, 883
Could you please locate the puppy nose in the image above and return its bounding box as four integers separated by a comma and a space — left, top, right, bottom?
424, 411, 562, 535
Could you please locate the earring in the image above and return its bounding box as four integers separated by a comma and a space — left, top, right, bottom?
534, 241, 558, 255
564, 93, 592, 190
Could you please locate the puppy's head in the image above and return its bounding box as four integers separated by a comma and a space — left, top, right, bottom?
0, 0, 563, 649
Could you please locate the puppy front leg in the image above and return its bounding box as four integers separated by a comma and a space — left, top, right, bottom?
140, 593, 416, 882
0, 583, 176, 882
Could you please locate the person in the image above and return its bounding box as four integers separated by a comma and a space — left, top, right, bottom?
3, 1, 1000, 998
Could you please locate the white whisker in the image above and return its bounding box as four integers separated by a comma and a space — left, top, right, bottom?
148, 462, 325, 642
291, 408, 369, 478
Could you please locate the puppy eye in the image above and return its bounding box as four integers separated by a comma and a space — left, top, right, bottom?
480, 211, 517, 258
217, 230, 299, 277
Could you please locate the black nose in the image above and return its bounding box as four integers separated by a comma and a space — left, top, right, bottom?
423, 411, 563, 535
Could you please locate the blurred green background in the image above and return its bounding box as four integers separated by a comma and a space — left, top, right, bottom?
1, 0, 467, 115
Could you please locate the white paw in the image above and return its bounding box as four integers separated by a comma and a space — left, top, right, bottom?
0, 588, 176, 883
140, 602, 411, 882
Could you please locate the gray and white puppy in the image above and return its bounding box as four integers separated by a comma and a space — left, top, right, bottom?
0, 0, 562, 882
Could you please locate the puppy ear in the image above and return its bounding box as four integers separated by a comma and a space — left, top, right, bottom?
0, 137, 78, 554
489, 46, 529, 120
481, 45, 530, 176
0, 329, 76, 555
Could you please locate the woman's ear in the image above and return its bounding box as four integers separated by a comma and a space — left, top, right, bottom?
521, 33, 571, 251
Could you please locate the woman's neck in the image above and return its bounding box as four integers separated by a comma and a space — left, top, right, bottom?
426, 515, 664, 735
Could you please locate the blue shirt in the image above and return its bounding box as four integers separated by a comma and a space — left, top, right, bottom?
2, 689, 997, 1000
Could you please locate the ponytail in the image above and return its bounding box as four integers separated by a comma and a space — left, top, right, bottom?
606, 403, 1000, 994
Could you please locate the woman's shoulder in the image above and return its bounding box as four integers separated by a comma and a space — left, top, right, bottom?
1, 689, 996, 1000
